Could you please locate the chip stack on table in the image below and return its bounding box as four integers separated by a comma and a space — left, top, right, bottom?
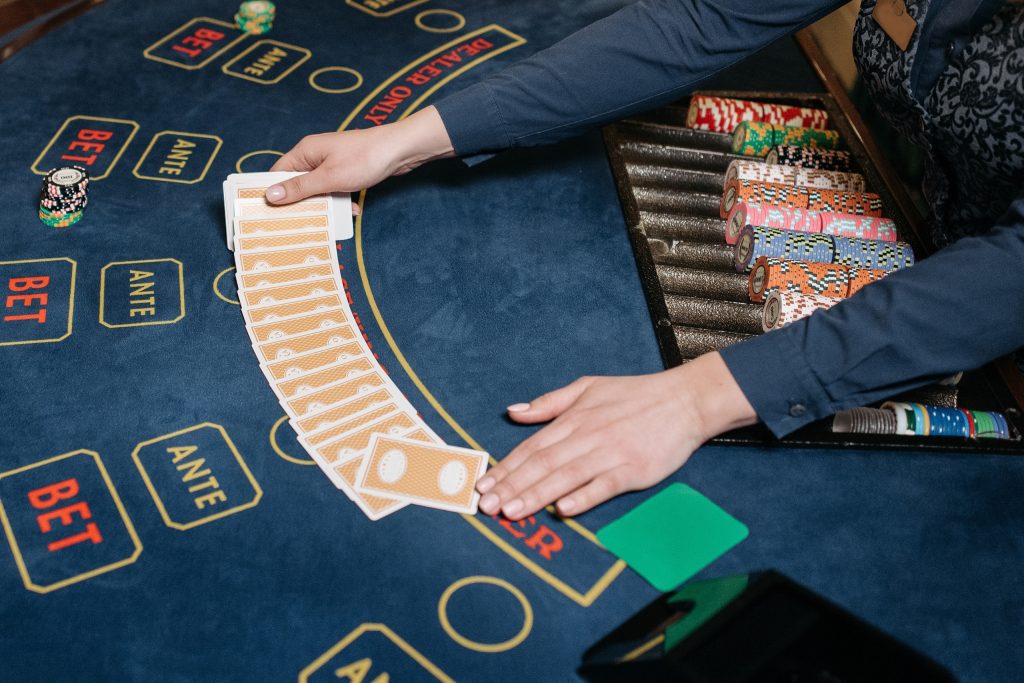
878, 402, 1013, 439
734, 226, 914, 272
38, 166, 88, 227
235, 0, 275, 34
746, 256, 887, 302
223, 171, 489, 520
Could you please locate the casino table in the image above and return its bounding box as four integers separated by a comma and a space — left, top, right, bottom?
1, 1, 1022, 681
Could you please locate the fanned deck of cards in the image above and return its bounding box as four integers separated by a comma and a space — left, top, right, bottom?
223, 172, 489, 520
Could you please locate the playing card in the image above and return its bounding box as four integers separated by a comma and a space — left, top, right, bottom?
247, 308, 351, 344
254, 324, 360, 364
239, 277, 341, 308
236, 263, 336, 290
274, 357, 380, 400
355, 435, 488, 514
261, 340, 366, 382
299, 389, 411, 446
309, 411, 427, 468
235, 214, 330, 238
244, 294, 348, 325
284, 368, 393, 421
235, 244, 335, 273
235, 228, 332, 252
235, 197, 329, 218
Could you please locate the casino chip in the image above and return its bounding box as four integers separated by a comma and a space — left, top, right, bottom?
236, 1, 275, 34
38, 166, 88, 228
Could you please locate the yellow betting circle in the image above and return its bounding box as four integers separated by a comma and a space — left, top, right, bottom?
438, 576, 533, 653
270, 415, 316, 466
414, 9, 466, 33
212, 266, 240, 305
235, 149, 283, 174
308, 66, 364, 94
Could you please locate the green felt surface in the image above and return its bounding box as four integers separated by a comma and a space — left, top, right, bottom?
596, 484, 749, 592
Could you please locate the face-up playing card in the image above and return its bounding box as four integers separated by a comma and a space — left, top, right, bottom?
355, 435, 489, 514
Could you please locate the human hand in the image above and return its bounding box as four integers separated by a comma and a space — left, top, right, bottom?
265, 106, 455, 206
476, 352, 757, 520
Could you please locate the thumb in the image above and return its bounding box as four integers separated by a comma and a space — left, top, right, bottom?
265, 169, 334, 205
507, 377, 595, 424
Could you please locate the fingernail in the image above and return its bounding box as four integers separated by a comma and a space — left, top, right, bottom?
503, 499, 523, 517
476, 476, 494, 493
479, 493, 499, 514
507, 403, 530, 413
557, 498, 576, 514
265, 185, 285, 202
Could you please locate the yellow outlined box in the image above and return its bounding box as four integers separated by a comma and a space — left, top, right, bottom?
221, 39, 312, 85
143, 17, 249, 70
0, 449, 143, 594
132, 132, 222, 184
0, 257, 76, 347
99, 258, 185, 328
299, 623, 453, 682
131, 423, 262, 530
346, 0, 430, 18
31, 116, 139, 181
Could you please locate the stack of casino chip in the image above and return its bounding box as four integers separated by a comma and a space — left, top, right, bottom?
38, 166, 88, 228
761, 290, 839, 331
725, 160, 866, 193
236, 1, 275, 34
733, 226, 834, 271
725, 202, 900, 244
747, 256, 886, 302
766, 145, 852, 172
685, 94, 829, 133
720, 179, 883, 218
832, 407, 898, 435
731, 121, 842, 158
881, 402, 1013, 439
734, 226, 914, 272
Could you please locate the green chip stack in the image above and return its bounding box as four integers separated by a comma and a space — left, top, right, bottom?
732, 121, 842, 157
38, 166, 89, 228
236, 1, 275, 34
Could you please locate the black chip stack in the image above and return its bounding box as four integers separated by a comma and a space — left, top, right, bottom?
38, 166, 88, 227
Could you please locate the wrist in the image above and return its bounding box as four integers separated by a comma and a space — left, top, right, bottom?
665, 352, 758, 441
390, 106, 455, 171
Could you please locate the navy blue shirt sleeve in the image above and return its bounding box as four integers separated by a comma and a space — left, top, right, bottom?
721, 191, 1024, 436
433, 0, 845, 155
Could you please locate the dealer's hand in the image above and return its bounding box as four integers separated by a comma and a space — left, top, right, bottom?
476, 352, 758, 520
265, 106, 455, 208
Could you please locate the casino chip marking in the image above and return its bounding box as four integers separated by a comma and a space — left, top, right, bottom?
438, 576, 533, 653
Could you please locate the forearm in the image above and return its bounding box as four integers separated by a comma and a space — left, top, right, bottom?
434, 0, 844, 155
723, 194, 1024, 436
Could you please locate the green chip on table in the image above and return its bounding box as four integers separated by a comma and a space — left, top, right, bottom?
596, 483, 749, 592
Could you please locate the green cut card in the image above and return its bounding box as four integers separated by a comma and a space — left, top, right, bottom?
596, 483, 749, 592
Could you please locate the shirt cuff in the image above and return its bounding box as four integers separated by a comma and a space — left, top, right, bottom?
719, 323, 836, 438
433, 82, 512, 157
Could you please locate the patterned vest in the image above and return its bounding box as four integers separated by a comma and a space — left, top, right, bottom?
853, 0, 1024, 246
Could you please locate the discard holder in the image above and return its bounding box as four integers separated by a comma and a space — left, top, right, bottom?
579, 570, 954, 682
